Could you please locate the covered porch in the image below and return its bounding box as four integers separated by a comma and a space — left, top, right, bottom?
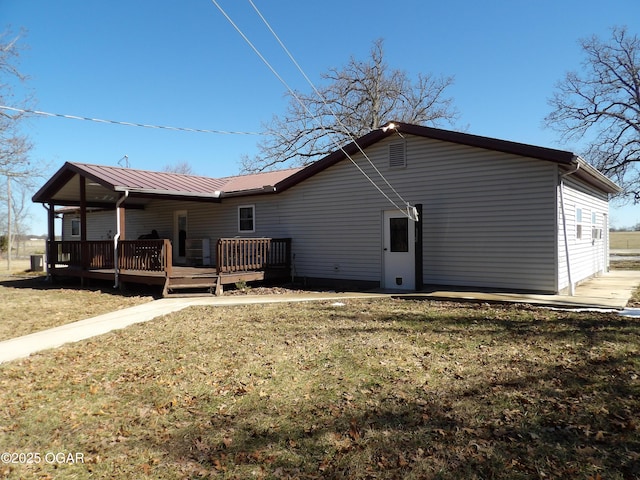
32, 162, 296, 296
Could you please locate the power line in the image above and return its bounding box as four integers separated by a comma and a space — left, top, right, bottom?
247, 0, 415, 219
211, 0, 417, 220
0, 105, 261, 135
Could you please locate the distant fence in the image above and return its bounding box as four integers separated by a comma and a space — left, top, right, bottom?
610, 232, 640, 250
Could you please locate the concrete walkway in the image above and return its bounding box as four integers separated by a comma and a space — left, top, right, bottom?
0, 292, 383, 364
1, 270, 639, 364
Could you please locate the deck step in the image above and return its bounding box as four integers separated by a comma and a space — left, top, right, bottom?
167, 283, 216, 290
164, 291, 215, 298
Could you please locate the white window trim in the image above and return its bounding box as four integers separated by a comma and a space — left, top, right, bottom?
576, 207, 583, 241
591, 212, 603, 240
238, 205, 255, 233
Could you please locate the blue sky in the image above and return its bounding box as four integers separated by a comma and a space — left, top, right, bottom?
2, 0, 640, 234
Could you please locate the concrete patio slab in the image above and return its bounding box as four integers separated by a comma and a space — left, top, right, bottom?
404, 270, 640, 309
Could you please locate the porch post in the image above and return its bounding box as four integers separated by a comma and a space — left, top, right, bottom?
47, 202, 56, 278
79, 176, 88, 285
118, 201, 126, 240
114, 191, 129, 289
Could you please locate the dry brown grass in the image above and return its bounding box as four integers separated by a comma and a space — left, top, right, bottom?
0, 276, 154, 341
610, 231, 640, 250
0, 299, 638, 479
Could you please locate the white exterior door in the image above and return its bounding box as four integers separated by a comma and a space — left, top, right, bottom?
383, 210, 415, 290
173, 210, 188, 264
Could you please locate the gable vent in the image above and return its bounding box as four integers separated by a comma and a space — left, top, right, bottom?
389, 142, 406, 168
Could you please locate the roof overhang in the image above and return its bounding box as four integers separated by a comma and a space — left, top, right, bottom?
33, 123, 621, 208
565, 156, 622, 194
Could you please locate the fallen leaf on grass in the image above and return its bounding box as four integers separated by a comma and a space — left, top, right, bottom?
348, 419, 360, 441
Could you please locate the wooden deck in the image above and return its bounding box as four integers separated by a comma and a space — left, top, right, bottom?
47, 238, 291, 296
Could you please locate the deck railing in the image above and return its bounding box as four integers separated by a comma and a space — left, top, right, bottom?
48, 237, 289, 277
48, 239, 171, 272
118, 240, 170, 272
216, 238, 291, 274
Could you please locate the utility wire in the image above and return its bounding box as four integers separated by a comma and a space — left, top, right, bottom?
0, 105, 260, 135
211, 0, 416, 220
247, 0, 413, 216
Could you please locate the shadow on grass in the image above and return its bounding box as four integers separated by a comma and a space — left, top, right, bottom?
0, 275, 163, 298
160, 357, 640, 478
155, 306, 640, 479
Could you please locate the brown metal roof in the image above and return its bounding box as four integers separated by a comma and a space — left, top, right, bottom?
32, 161, 304, 206
75, 162, 228, 194
32, 122, 620, 207
219, 167, 302, 194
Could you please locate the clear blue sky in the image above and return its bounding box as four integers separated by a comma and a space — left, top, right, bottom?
2, 0, 640, 234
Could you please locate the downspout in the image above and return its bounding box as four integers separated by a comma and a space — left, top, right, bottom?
559, 162, 580, 296
113, 191, 129, 288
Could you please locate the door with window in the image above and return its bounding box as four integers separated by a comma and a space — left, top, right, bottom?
173, 210, 188, 264
383, 210, 415, 290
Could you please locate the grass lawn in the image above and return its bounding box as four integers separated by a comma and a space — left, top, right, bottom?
0, 299, 638, 479
0, 275, 154, 342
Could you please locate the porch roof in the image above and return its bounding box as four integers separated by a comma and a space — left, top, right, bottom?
32, 162, 303, 207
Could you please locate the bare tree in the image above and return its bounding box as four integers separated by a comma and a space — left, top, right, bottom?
7, 183, 31, 257
242, 39, 459, 172
546, 26, 640, 201
162, 161, 196, 175
0, 29, 37, 268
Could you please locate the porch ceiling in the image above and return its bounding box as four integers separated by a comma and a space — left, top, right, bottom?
49, 173, 150, 208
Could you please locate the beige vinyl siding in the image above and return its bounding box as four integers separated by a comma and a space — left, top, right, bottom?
62, 209, 155, 241
188, 134, 560, 290
406, 137, 558, 292
129, 199, 223, 262
557, 176, 609, 292
61, 134, 612, 294
62, 210, 116, 241
251, 135, 560, 291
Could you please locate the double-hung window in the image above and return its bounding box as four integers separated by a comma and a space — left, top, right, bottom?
238, 205, 255, 233
71, 218, 81, 237
576, 207, 583, 240
592, 212, 603, 240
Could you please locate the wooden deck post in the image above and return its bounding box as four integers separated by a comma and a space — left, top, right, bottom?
113, 191, 129, 289
46, 202, 56, 278
79, 176, 88, 286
